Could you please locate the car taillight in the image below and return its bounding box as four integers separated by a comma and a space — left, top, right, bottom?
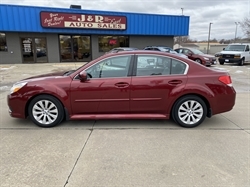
219, 75, 233, 86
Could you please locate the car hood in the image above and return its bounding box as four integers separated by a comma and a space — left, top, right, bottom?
220, 51, 243, 54
199, 54, 215, 58
21, 71, 67, 82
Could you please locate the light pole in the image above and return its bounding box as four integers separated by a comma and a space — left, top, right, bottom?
207, 22, 213, 54
179, 8, 184, 48
234, 22, 240, 43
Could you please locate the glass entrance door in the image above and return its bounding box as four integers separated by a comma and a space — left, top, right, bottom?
35, 38, 47, 63
21, 37, 48, 63
21, 38, 34, 63
60, 35, 91, 62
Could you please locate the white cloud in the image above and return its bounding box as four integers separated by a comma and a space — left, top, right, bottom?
1, 0, 249, 41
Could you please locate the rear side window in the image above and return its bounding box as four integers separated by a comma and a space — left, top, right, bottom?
135, 55, 187, 76
171, 59, 186, 74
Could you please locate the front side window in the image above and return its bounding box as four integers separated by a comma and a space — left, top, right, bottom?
0, 33, 7, 52
136, 55, 187, 76
183, 49, 191, 55
86, 55, 132, 78
245, 45, 249, 51
98, 36, 129, 52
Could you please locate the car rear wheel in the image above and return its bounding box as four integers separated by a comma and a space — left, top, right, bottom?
28, 95, 64, 128
219, 61, 224, 65
195, 59, 202, 64
172, 95, 207, 128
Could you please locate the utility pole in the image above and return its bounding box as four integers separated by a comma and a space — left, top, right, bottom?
207, 22, 213, 54
179, 8, 184, 48
234, 22, 240, 43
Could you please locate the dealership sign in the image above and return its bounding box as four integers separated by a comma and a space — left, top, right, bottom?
40, 11, 127, 30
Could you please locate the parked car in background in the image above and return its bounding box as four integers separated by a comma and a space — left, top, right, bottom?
175, 47, 216, 66
105, 47, 138, 54
217, 43, 250, 66
144, 46, 188, 58
8, 50, 236, 128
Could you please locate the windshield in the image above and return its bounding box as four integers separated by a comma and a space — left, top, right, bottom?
191, 48, 204, 55
63, 62, 89, 76
224, 45, 245, 51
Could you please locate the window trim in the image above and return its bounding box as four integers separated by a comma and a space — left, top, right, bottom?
133, 54, 189, 77
74, 54, 134, 80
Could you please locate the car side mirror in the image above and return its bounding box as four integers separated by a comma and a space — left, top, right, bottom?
223, 48, 225, 50
79, 70, 88, 82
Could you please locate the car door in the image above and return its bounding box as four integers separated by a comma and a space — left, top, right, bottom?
70, 55, 133, 115
130, 54, 188, 114
183, 49, 195, 60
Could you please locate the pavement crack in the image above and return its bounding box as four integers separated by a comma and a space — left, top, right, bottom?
220, 114, 249, 133
63, 120, 96, 187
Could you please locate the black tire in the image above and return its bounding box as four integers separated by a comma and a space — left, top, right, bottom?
219, 61, 224, 65
238, 58, 244, 66
171, 95, 207, 128
28, 95, 64, 128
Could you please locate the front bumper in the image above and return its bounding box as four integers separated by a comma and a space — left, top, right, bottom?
7, 94, 27, 119
218, 58, 241, 63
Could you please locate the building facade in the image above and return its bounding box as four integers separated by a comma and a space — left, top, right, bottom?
0, 4, 189, 64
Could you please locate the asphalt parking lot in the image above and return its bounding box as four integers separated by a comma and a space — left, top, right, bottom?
0, 62, 249, 186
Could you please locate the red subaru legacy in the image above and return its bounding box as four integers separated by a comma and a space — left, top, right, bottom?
7, 50, 236, 128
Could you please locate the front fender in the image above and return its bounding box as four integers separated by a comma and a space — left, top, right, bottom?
23, 82, 72, 115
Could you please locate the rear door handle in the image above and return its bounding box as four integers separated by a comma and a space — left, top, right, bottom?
168, 80, 182, 85
115, 82, 129, 88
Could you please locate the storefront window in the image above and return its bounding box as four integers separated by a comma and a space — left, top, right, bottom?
59, 35, 91, 62
0, 33, 7, 51
98, 36, 129, 52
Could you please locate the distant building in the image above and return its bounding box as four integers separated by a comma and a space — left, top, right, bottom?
0, 4, 190, 64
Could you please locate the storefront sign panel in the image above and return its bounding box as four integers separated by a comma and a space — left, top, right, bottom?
40, 12, 127, 30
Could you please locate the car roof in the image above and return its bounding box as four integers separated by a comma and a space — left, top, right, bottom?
104, 50, 188, 59
113, 47, 138, 50
145, 46, 172, 48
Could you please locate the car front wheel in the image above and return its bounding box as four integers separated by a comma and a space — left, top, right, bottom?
28, 95, 64, 128
195, 59, 202, 64
172, 95, 207, 128
238, 58, 244, 66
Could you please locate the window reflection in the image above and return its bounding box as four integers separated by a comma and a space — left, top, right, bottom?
98, 36, 129, 52
0, 33, 7, 52
60, 35, 91, 62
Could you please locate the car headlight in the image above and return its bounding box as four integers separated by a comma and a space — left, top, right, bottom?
10, 82, 27, 94
234, 54, 241, 57
204, 57, 209, 60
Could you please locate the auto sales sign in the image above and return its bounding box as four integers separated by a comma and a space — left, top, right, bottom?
40, 11, 127, 30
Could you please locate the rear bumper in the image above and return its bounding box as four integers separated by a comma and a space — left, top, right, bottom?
211, 86, 236, 115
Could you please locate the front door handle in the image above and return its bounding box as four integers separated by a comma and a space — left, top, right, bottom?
168, 80, 182, 86
115, 82, 129, 88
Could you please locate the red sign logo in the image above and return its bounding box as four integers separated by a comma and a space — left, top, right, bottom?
40, 12, 127, 30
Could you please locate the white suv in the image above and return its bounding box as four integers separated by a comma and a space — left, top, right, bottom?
218, 43, 250, 66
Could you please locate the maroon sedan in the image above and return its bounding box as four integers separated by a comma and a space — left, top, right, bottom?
175, 47, 217, 66
7, 50, 236, 128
